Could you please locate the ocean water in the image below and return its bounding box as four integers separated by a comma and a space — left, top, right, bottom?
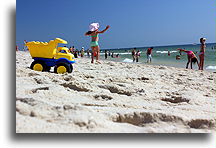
100, 43, 216, 72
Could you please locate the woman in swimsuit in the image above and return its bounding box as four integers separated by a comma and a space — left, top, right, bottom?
177, 49, 199, 69
199, 38, 206, 70
85, 23, 110, 63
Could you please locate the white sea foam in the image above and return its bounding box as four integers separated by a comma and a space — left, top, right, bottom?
156, 51, 178, 54
118, 52, 132, 55
122, 58, 133, 63
98, 52, 132, 55
206, 66, 216, 70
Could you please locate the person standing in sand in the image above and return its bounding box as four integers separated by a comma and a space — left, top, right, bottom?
81, 47, 85, 57
105, 50, 108, 59
132, 48, 136, 62
199, 37, 206, 70
146, 47, 153, 63
135, 50, 141, 62
23, 40, 28, 51
108, 51, 111, 56
177, 48, 199, 69
87, 49, 90, 57
85, 23, 110, 63
16, 45, 19, 51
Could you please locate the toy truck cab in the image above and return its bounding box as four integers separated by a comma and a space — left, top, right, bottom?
26, 38, 75, 74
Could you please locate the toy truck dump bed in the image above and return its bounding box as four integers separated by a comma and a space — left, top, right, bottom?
26, 38, 67, 59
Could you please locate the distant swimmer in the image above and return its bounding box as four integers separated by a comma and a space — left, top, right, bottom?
176, 55, 181, 60
116, 54, 120, 58
111, 52, 114, 58
177, 48, 199, 69
168, 51, 170, 56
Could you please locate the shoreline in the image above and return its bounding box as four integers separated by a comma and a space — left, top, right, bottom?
84, 55, 216, 73
16, 51, 215, 133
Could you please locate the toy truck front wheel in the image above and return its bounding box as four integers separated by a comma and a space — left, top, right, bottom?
30, 60, 48, 72
54, 63, 73, 74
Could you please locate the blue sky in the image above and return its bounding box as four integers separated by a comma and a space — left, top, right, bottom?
16, 0, 216, 50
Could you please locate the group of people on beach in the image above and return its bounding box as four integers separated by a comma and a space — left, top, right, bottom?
68, 46, 88, 58
131, 47, 153, 63
131, 48, 141, 62
104, 50, 120, 59
18, 22, 207, 71
85, 22, 207, 70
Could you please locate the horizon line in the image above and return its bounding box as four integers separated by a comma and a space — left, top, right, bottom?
101, 42, 216, 50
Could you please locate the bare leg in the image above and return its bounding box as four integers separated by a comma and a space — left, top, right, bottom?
199, 55, 202, 70
199, 55, 204, 70
91, 47, 95, 63
186, 61, 189, 69
196, 61, 199, 70
199, 55, 201, 70
96, 46, 101, 63
202, 56, 204, 70
186, 56, 190, 69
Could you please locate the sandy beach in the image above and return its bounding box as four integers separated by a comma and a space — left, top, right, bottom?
16, 51, 215, 133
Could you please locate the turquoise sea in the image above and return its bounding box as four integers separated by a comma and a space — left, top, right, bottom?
100, 43, 216, 72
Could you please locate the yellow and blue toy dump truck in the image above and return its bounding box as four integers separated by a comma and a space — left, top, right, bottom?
25, 38, 75, 74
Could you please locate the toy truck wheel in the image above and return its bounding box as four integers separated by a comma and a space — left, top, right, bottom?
54, 63, 71, 74
30, 61, 47, 72
69, 64, 73, 73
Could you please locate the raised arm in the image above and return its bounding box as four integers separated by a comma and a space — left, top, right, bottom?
97, 25, 110, 34
177, 48, 187, 53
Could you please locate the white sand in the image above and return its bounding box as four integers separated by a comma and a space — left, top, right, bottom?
16, 51, 215, 133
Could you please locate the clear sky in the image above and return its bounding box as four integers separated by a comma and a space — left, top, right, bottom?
16, 0, 216, 50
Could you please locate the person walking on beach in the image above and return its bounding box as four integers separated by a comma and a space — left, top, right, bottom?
132, 48, 136, 62
72, 46, 75, 54
199, 38, 206, 70
85, 23, 110, 63
74, 50, 78, 58
69, 47, 73, 53
81, 47, 85, 57
146, 47, 153, 63
135, 50, 141, 62
87, 49, 90, 57
23, 40, 28, 51
69, 46, 75, 54
177, 48, 199, 69
16, 45, 19, 51
108, 51, 111, 56
105, 50, 108, 59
